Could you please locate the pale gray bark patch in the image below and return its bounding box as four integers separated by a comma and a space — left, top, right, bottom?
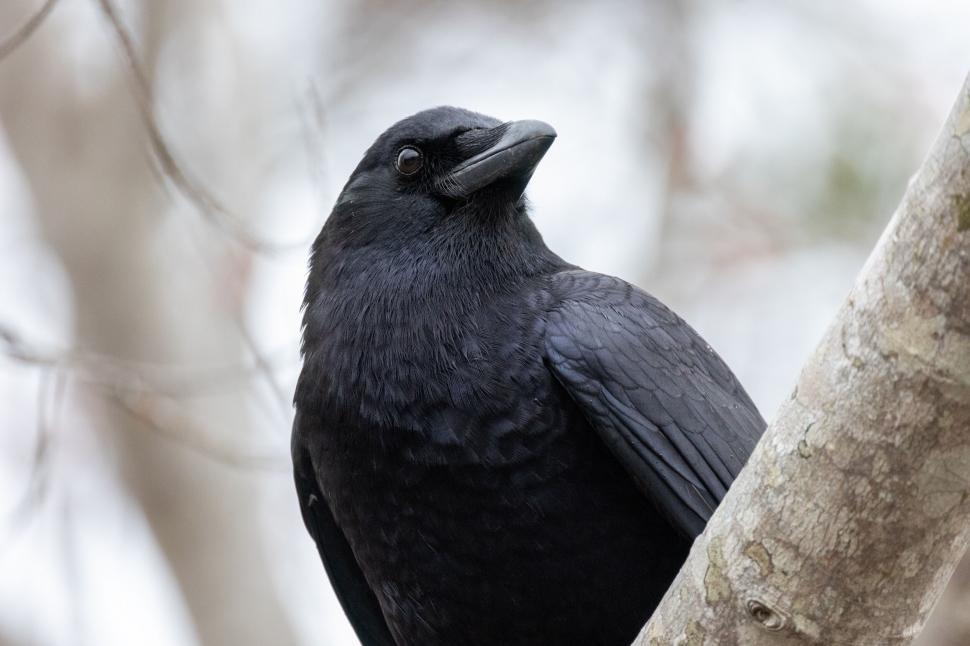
635, 74, 970, 646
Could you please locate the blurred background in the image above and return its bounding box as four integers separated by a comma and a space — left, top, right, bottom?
0, 0, 968, 644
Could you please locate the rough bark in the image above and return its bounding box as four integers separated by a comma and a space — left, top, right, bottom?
636, 72, 970, 645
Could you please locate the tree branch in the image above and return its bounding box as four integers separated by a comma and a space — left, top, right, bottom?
110, 390, 288, 472
0, 324, 291, 471
94, 0, 307, 254
637, 72, 970, 645
0, 0, 59, 62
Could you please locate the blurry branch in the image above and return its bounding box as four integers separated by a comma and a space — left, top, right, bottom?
0, 324, 294, 397
298, 81, 331, 208
7, 366, 63, 520
0, 0, 59, 62
111, 390, 288, 471
1, 1, 303, 639
94, 0, 306, 421
95, 0, 308, 255
646, 0, 693, 264
237, 319, 292, 422
25, 367, 64, 506
181, 230, 294, 423
0, 0, 307, 427
0, 324, 290, 471
1, 365, 65, 555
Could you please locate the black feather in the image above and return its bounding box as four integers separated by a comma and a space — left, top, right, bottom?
544, 270, 765, 539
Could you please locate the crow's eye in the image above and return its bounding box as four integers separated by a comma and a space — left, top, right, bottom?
395, 147, 423, 175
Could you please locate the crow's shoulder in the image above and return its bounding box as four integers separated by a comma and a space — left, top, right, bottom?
541, 269, 765, 537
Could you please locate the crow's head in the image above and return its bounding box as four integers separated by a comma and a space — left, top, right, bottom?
322, 106, 556, 248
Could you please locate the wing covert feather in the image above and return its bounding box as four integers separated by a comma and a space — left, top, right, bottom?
544, 271, 766, 538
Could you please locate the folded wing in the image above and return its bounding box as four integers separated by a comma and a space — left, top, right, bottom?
543, 271, 766, 538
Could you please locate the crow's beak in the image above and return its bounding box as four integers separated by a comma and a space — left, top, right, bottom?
443, 120, 556, 200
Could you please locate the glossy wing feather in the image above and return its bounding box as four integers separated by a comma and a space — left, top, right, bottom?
544, 271, 766, 538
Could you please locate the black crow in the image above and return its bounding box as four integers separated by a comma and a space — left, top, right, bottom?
293, 106, 765, 646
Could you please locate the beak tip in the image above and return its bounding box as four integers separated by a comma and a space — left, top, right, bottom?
509, 119, 557, 142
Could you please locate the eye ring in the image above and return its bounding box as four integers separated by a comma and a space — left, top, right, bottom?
395, 146, 423, 175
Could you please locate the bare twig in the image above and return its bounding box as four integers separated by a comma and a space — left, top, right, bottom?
111, 389, 288, 472
0, 323, 295, 398
0, 0, 59, 62
18, 366, 56, 513
1, 0, 306, 480
94, 0, 308, 255
2, 364, 65, 551
237, 318, 293, 422
25, 366, 65, 508
1, 324, 291, 471
299, 80, 330, 196
178, 218, 295, 423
